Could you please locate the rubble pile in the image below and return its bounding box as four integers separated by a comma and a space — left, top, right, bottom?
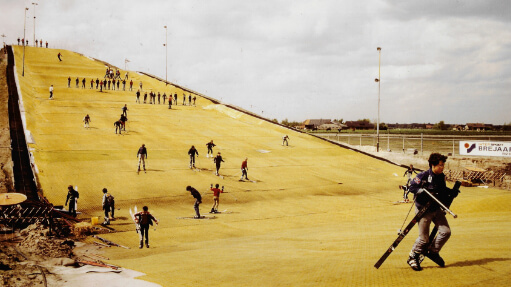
17, 223, 74, 259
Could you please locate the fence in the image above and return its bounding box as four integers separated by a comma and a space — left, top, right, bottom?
316, 133, 511, 157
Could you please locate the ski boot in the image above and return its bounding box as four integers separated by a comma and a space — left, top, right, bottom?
210, 208, 215, 214
425, 251, 445, 267
139, 241, 143, 249
407, 251, 422, 271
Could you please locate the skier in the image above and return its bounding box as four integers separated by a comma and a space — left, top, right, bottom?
102, 188, 115, 225
240, 158, 249, 181
399, 184, 411, 203
206, 140, 216, 158
122, 104, 128, 117
120, 114, 128, 131
136, 90, 141, 103
65, 185, 79, 217
114, 120, 123, 134
58, 52, 62, 61
210, 184, 223, 213
83, 114, 91, 128
67, 76, 71, 88
134, 206, 158, 248
49, 85, 54, 100
186, 186, 202, 218
213, 152, 224, 176
188, 145, 199, 168
404, 164, 418, 186
406, 153, 458, 271
137, 144, 148, 173
282, 135, 289, 146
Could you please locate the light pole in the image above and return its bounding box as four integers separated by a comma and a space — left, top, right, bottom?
164, 25, 168, 85
374, 47, 382, 152
22, 7, 29, 77
32, 2, 38, 46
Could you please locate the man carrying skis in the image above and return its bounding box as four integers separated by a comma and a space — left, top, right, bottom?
134, 206, 158, 248
188, 145, 199, 169
186, 186, 202, 218
407, 153, 458, 271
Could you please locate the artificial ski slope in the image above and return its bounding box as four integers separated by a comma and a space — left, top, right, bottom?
11, 46, 511, 287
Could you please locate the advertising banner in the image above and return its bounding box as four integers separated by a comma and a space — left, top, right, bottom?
459, 141, 511, 157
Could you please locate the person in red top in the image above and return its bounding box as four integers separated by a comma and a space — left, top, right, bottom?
240, 158, 249, 181
210, 184, 223, 213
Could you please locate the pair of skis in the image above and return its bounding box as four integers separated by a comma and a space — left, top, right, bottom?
374, 181, 461, 269
129, 206, 140, 234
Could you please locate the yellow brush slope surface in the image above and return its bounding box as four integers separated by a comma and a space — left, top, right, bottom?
13, 46, 511, 286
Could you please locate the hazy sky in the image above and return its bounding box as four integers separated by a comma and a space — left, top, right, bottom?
2, 0, 510, 124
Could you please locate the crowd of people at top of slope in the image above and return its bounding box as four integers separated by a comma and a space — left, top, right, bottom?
17, 37, 49, 48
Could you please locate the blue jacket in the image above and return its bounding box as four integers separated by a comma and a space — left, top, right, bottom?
409, 169, 448, 210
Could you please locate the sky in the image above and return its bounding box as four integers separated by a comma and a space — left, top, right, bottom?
1, 0, 510, 124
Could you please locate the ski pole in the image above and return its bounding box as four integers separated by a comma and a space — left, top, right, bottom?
420, 188, 457, 218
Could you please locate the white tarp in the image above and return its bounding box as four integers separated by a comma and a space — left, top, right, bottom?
459, 141, 511, 157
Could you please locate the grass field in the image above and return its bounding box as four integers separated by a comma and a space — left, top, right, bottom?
11, 45, 511, 287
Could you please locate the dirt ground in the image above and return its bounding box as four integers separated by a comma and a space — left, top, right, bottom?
1, 45, 511, 287
0, 48, 14, 194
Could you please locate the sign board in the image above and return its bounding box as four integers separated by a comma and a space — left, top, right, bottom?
459, 141, 511, 157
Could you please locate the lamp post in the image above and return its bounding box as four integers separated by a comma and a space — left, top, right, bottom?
32, 2, 38, 46
22, 7, 29, 77
164, 25, 168, 85
374, 47, 382, 152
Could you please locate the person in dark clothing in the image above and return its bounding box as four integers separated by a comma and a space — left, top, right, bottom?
96, 78, 99, 89
75, 77, 79, 88
158, 92, 161, 104
206, 140, 216, 158
82, 78, 86, 89
122, 104, 128, 117
168, 97, 172, 109
58, 52, 62, 61
144, 92, 148, 104
65, 185, 79, 217
186, 186, 202, 218
137, 144, 148, 172
120, 114, 127, 131
134, 206, 158, 248
174, 93, 177, 104
136, 90, 141, 103
188, 145, 199, 168
162, 93, 167, 104
67, 76, 71, 88
407, 153, 459, 271
102, 188, 115, 225
214, 152, 224, 176
114, 120, 122, 134
404, 164, 418, 186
